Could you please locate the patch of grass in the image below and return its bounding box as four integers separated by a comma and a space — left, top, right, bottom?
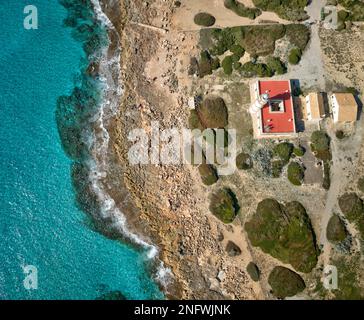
194, 12, 216, 27
247, 262, 260, 282
268, 266, 306, 298
327, 215, 348, 243
224, 0, 262, 19
245, 199, 318, 273
287, 161, 304, 186
198, 164, 219, 186
196, 97, 229, 128
209, 188, 240, 223
236, 152, 253, 170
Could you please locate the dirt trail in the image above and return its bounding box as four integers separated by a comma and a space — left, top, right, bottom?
282, 0, 326, 90
320, 117, 364, 266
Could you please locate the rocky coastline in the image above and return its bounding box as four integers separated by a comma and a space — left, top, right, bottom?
98, 0, 263, 299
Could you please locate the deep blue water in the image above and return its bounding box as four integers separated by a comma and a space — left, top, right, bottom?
0, 0, 162, 299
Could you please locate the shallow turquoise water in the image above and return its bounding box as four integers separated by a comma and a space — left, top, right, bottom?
0, 0, 162, 299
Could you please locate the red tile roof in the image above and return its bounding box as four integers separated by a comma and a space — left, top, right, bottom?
258, 81, 296, 134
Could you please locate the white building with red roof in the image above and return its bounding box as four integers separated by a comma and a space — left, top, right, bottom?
249, 80, 297, 138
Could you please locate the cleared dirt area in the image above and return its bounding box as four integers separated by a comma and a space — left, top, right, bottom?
172, 0, 289, 31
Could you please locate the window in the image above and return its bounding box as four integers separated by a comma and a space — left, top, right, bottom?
269, 100, 284, 113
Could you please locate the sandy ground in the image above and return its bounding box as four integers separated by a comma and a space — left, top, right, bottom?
172, 0, 289, 31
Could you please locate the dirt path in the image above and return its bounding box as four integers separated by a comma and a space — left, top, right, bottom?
282, 0, 327, 90
320, 117, 364, 266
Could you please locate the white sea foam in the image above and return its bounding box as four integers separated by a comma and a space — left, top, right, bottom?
88, 0, 172, 290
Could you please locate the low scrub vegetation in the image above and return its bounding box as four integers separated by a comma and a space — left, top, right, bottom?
224, 0, 261, 19
245, 199, 318, 273
236, 152, 253, 170
196, 24, 310, 78
196, 97, 229, 128
338, 193, 364, 238
326, 214, 348, 243
253, 0, 309, 21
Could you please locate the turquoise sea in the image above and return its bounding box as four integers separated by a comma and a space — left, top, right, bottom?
0, 0, 162, 299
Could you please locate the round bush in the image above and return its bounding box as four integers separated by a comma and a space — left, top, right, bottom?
268, 266, 305, 299
247, 262, 260, 282
287, 162, 304, 186
194, 12, 216, 27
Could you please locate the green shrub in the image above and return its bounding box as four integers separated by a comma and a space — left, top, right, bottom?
245, 199, 318, 273
287, 162, 304, 186
198, 50, 213, 77
311, 130, 332, 161
222, 55, 234, 75
266, 56, 287, 75
224, 0, 262, 19
322, 161, 331, 190
194, 12, 216, 27
273, 142, 294, 163
338, 193, 364, 222
196, 97, 229, 128
241, 62, 273, 78
336, 130, 345, 140
247, 262, 260, 282
288, 48, 302, 65
293, 146, 305, 157
357, 177, 364, 193
209, 188, 239, 223
268, 266, 306, 298
198, 164, 219, 186
230, 44, 245, 57
327, 215, 347, 243
236, 152, 253, 170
